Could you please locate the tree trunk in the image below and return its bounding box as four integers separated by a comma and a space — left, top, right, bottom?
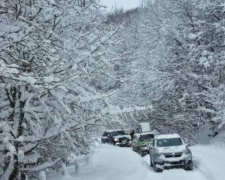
9, 89, 26, 180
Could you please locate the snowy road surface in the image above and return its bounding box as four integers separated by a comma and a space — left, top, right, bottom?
49, 144, 225, 180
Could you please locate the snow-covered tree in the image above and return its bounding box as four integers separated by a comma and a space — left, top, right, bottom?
0, 0, 117, 179
109, 0, 225, 141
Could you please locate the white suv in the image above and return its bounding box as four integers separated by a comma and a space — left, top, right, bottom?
149, 133, 193, 172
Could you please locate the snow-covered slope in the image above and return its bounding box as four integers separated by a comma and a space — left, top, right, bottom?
191, 145, 225, 180
48, 145, 149, 180
48, 144, 225, 180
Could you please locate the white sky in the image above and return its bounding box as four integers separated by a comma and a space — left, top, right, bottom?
99, 0, 140, 12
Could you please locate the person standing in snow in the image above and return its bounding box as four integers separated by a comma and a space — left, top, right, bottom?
130, 130, 135, 140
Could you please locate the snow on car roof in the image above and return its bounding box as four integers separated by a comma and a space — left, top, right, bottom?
105, 129, 125, 132
155, 133, 181, 139
135, 132, 155, 136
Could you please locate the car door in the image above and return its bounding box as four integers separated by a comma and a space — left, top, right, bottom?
132, 135, 138, 151
101, 132, 107, 143
137, 136, 142, 149
105, 132, 112, 143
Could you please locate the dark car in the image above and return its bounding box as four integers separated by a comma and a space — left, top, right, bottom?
101, 130, 131, 147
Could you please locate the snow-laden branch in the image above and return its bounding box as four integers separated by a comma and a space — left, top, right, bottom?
101, 104, 153, 116
20, 158, 61, 172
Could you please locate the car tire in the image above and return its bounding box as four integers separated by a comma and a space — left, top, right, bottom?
184, 163, 193, 171
150, 158, 153, 167
110, 139, 115, 145
138, 148, 144, 157
152, 160, 163, 172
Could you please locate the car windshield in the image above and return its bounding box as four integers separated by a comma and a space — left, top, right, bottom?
110, 131, 125, 136
156, 138, 183, 147
116, 131, 125, 135
139, 134, 154, 141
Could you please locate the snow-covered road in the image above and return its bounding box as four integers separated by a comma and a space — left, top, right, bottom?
49, 144, 225, 180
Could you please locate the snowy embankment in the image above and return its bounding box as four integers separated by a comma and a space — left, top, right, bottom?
191, 145, 225, 180
48, 145, 149, 180
48, 144, 225, 180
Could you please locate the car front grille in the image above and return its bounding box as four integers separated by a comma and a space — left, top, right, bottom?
164, 160, 184, 165
118, 137, 128, 143
164, 152, 182, 158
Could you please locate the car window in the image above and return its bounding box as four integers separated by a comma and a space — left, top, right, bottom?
103, 132, 107, 136
110, 131, 118, 136
116, 131, 125, 135
110, 130, 126, 136
139, 134, 154, 141
156, 138, 183, 147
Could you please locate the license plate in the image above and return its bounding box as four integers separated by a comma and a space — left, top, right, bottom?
122, 140, 127, 144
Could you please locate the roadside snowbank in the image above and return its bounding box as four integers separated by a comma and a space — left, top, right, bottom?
48, 144, 225, 180
191, 145, 225, 180
48, 145, 149, 180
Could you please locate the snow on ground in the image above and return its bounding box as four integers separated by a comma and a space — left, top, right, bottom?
48, 144, 225, 180
48, 145, 149, 180
191, 145, 225, 180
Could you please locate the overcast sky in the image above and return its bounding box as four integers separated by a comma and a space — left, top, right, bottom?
99, 0, 140, 12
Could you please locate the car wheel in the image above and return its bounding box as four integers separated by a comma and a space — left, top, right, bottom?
150, 157, 153, 167
184, 163, 193, 171
138, 148, 144, 157
110, 139, 114, 145
152, 160, 163, 172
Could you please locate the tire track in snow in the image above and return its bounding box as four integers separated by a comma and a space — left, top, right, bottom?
190, 146, 225, 180
192, 156, 216, 180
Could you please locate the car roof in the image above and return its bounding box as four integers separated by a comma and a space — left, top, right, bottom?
105, 130, 125, 133
135, 132, 155, 136
155, 133, 181, 140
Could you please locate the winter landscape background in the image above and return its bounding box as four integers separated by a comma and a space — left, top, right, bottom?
1, 0, 225, 179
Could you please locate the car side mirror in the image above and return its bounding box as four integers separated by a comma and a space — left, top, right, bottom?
184, 139, 190, 147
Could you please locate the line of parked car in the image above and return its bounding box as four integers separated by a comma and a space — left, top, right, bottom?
101, 129, 193, 172
101, 130, 132, 147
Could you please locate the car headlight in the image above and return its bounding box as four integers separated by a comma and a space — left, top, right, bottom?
155, 150, 162, 156
183, 149, 191, 155
114, 138, 119, 142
